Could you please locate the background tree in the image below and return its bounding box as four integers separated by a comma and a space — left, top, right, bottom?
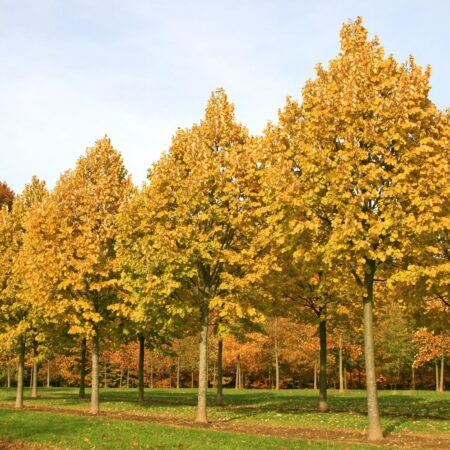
49, 137, 133, 414
0, 181, 15, 211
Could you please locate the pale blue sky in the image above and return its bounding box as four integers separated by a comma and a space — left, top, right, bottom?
1, 0, 449, 193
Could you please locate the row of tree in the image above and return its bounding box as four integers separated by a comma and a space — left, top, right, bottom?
1, 313, 447, 392
0, 18, 448, 441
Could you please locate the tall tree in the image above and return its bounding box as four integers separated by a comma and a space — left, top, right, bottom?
304, 18, 447, 439
0, 177, 48, 408
50, 137, 133, 414
265, 18, 448, 440
144, 89, 263, 422
115, 186, 178, 404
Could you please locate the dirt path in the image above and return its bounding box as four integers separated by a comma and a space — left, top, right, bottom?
1, 403, 449, 449
0, 438, 58, 449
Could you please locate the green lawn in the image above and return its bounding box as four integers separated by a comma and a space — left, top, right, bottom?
0, 387, 448, 434
0, 388, 448, 449
0, 408, 367, 450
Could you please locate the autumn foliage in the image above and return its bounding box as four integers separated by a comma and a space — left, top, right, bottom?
0, 18, 448, 442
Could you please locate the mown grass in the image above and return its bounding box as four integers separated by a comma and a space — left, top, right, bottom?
0, 387, 448, 435
0, 408, 366, 450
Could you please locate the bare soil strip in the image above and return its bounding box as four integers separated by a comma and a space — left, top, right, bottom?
1, 403, 449, 449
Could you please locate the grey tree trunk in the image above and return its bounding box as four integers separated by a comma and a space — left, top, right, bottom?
235, 355, 240, 389
274, 318, 280, 390
363, 260, 383, 440
126, 367, 130, 389
176, 356, 180, 389
339, 334, 344, 393
215, 338, 223, 406
29, 364, 33, 388
138, 335, 145, 403
79, 339, 86, 399
344, 365, 348, 391
7, 362, 11, 388
150, 356, 154, 389
119, 368, 123, 388
90, 333, 100, 414
318, 319, 328, 412
47, 360, 50, 388
195, 303, 209, 423
435, 360, 440, 391
31, 360, 38, 398
15, 338, 25, 409
439, 354, 445, 392
411, 365, 415, 391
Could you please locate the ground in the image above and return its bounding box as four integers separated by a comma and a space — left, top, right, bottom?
0, 388, 448, 449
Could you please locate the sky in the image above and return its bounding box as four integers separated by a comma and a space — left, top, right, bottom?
1, 0, 450, 193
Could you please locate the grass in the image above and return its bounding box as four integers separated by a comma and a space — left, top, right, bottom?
0, 387, 448, 434
0, 387, 448, 448
0, 408, 365, 450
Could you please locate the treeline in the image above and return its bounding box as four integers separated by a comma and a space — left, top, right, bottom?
1, 316, 446, 393
0, 18, 448, 442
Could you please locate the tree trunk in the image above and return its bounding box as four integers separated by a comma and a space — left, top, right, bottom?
15, 338, 25, 409
344, 365, 348, 391
313, 359, 317, 390
362, 260, 383, 440
46, 360, 50, 388
240, 369, 244, 389
90, 333, 100, 414
150, 356, 154, 389
119, 368, 123, 388
7, 362, 11, 388
318, 319, 328, 412
176, 356, 180, 389
169, 366, 172, 388
235, 355, 240, 390
79, 339, 86, 399
103, 360, 107, 388
191, 370, 194, 389
31, 360, 38, 398
29, 364, 33, 388
195, 303, 209, 423
439, 354, 445, 392
339, 333, 344, 393
138, 335, 145, 403
435, 360, 439, 391
411, 366, 415, 391
126, 367, 130, 389
215, 338, 223, 406
274, 318, 280, 390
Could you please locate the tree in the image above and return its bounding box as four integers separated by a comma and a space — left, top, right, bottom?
267, 18, 448, 440
262, 101, 358, 411
413, 327, 449, 391
144, 89, 263, 422
375, 301, 416, 390
49, 137, 133, 414
0, 177, 48, 408
0, 182, 14, 211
